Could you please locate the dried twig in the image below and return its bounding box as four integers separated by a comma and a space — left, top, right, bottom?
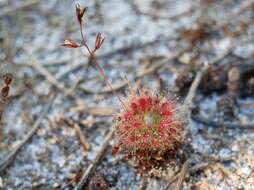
240, 101, 254, 106
182, 143, 235, 162
76, 127, 114, 190
73, 123, 91, 151
198, 128, 222, 141
131, 1, 195, 20
194, 150, 234, 162
0, 0, 39, 18
212, 35, 254, 65
110, 154, 126, 165
163, 174, 179, 189
190, 162, 238, 183
164, 162, 219, 188
56, 115, 91, 151
215, 0, 254, 29
189, 162, 212, 173
175, 160, 189, 190
87, 106, 117, 116
28, 62, 75, 96
181, 62, 210, 142
191, 114, 254, 129
22, 47, 79, 98
0, 95, 56, 173
184, 63, 209, 107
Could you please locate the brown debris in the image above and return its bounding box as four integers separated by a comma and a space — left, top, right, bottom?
241, 66, 254, 97
65, 166, 84, 187
222, 27, 241, 38
130, 147, 179, 174
174, 64, 197, 96
0, 74, 12, 123
198, 129, 222, 141
88, 173, 109, 190
201, 64, 228, 94
181, 26, 211, 42
246, 77, 254, 95
0, 74, 13, 141
216, 95, 236, 120
216, 67, 241, 120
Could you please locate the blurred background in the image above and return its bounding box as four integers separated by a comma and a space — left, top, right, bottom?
0, 0, 254, 189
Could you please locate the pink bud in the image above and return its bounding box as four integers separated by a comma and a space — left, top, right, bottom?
94, 32, 105, 51
76, 4, 87, 25
61, 37, 80, 48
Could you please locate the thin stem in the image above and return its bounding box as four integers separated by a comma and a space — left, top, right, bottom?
76, 8, 127, 109
87, 45, 127, 109
79, 24, 85, 42
80, 26, 127, 109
